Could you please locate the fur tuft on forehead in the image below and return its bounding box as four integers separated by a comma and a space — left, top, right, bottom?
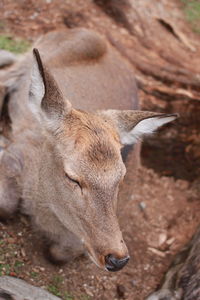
62, 109, 121, 165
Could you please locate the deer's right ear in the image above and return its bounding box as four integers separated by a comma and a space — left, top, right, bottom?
99, 110, 179, 145
29, 48, 71, 122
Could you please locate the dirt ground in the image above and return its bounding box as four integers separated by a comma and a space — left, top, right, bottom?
0, 1, 200, 300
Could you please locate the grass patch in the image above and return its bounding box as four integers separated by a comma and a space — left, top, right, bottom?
0, 263, 11, 276
47, 275, 90, 299
47, 275, 74, 299
14, 260, 24, 274
181, 0, 200, 33
47, 284, 62, 297
0, 35, 30, 53
63, 292, 74, 300
30, 271, 38, 278
51, 274, 64, 286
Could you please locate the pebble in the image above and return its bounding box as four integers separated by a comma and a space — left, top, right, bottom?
29, 12, 39, 20
175, 179, 189, 190
139, 202, 146, 211
158, 233, 167, 246
131, 280, 137, 287
21, 248, 26, 257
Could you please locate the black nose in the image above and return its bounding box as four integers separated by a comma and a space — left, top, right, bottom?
105, 254, 129, 272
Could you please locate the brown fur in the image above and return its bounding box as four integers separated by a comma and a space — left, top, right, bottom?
0, 28, 176, 270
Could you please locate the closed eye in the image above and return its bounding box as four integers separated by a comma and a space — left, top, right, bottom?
65, 173, 82, 189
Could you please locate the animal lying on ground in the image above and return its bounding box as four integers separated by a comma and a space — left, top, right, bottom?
146, 226, 200, 300
0, 28, 178, 272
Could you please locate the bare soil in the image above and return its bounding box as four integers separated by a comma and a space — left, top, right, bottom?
0, 1, 200, 299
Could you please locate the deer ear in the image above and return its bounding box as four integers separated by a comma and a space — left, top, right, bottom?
29, 48, 71, 121
99, 110, 179, 145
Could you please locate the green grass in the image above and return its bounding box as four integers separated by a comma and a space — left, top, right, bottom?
47, 275, 89, 300
14, 260, 24, 274
30, 271, 38, 278
47, 284, 62, 297
181, 0, 200, 33
52, 274, 64, 286
0, 263, 11, 276
47, 275, 74, 299
63, 292, 74, 300
0, 35, 30, 53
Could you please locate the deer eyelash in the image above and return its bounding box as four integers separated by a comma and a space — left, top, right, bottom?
65, 173, 82, 189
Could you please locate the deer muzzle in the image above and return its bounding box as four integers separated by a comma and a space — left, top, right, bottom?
105, 254, 130, 272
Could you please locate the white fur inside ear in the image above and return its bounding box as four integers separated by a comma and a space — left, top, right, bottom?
28, 59, 45, 117
121, 115, 177, 145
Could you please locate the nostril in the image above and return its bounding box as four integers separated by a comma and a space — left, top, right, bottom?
105, 254, 129, 272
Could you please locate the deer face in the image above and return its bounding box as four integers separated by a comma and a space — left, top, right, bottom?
50, 109, 129, 270
28, 49, 178, 271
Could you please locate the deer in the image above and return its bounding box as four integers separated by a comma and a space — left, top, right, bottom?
0, 28, 178, 272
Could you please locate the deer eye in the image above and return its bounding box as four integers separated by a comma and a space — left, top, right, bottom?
65, 173, 82, 189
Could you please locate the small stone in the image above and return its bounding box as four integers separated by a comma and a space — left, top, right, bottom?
158, 233, 167, 246
175, 179, 189, 190
21, 248, 26, 257
131, 280, 137, 287
138, 202, 146, 211
144, 264, 150, 270
29, 12, 39, 20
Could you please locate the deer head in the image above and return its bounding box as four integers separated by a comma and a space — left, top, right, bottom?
28, 48, 178, 271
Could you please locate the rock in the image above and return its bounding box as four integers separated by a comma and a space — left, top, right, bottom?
0, 276, 61, 300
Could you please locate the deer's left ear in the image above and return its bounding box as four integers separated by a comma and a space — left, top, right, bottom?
29, 48, 71, 122
98, 110, 179, 145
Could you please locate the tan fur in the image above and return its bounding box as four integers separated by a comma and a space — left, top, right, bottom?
0, 28, 176, 270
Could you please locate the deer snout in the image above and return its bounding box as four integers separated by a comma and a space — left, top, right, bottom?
105, 254, 130, 272
99, 238, 129, 271
85, 237, 129, 271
